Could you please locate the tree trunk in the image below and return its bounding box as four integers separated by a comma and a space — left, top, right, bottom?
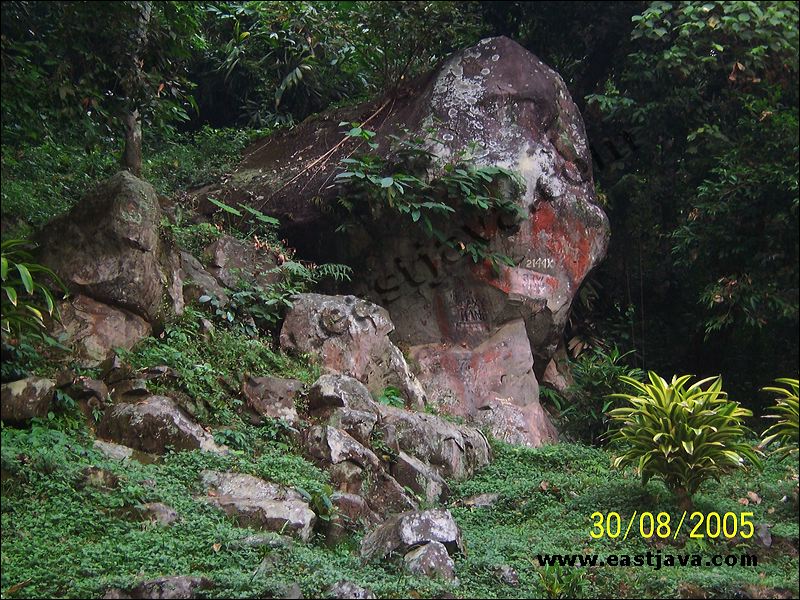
122, 109, 142, 177
120, 1, 152, 176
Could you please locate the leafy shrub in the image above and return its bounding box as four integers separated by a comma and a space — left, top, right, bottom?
537, 564, 587, 599
761, 377, 799, 461
335, 129, 525, 269
1, 238, 65, 342
545, 346, 644, 445
376, 385, 405, 408
122, 307, 318, 422
606, 372, 761, 505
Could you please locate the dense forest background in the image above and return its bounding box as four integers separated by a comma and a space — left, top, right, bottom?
2, 0, 798, 409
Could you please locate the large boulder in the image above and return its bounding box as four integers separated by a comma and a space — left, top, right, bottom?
304, 424, 418, 516
360, 509, 464, 563
38, 171, 175, 324
200, 470, 316, 541
305, 374, 490, 482
201, 37, 610, 446
281, 294, 426, 408
241, 375, 302, 424
52, 294, 152, 367
96, 395, 225, 454
0, 376, 55, 422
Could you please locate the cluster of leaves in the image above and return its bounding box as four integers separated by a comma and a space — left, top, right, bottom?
761, 377, 799, 461
606, 373, 761, 504
543, 346, 644, 445
194, 1, 483, 127
194, 198, 352, 336
376, 385, 405, 409
579, 1, 799, 401
335, 128, 525, 268
1, 239, 65, 343
121, 307, 318, 423
1, 1, 203, 146
1, 126, 263, 231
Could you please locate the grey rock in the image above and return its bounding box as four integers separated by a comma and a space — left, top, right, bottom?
325, 580, 376, 599
360, 509, 464, 562
404, 541, 457, 582
281, 294, 426, 408
96, 395, 225, 454
1, 377, 55, 422
241, 374, 301, 424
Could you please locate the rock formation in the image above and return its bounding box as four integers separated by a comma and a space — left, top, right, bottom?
199, 36, 610, 445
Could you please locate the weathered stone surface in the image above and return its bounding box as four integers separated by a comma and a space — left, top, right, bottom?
136, 502, 180, 526
52, 295, 151, 367
323, 492, 382, 543
200, 470, 315, 541
203, 234, 279, 289
205, 37, 609, 446
360, 509, 464, 562
108, 378, 150, 404
391, 451, 450, 504
1, 377, 55, 422
306, 374, 380, 420
376, 405, 491, 480
96, 395, 225, 454
305, 425, 417, 515
180, 250, 229, 305
306, 425, 382, 473
328, 407, 378, 447
541, 341, 574, 394
281, 294, 426, 408
462, 492, 500, 508
412, 319, 558, 446
68, 376, 110, 404
241, 375, 301, 423
495, 565, 520, 586
39, 171, 173, 323
404, 541, 457, 582
325, 581, 376, 599
93, 439, 135, 461
103, 575, 213, 599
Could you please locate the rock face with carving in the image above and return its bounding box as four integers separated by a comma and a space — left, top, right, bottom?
198, 36, 609, 445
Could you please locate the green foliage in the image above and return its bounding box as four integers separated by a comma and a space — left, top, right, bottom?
335, 129, 525, 268
581, 0, 799, 400
196, 1, 482, 126
546, 347, 644, 445
198, 259, 352, 336
606, 373, 762, 502
1, 127, 260, 230
1, 1, 204, 145
295, 484, 336, 523
537, 564, 587, 599
761, 377, 800, 461
1, 239, 65, 342
121, 307, 318, 423
376, 386, 405, 409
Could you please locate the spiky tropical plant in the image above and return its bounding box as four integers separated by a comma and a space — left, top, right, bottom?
761, 378, 799, 461
606, 372, 762, 507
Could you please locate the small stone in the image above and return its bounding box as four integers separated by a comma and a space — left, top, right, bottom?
404, 541, 457, 582
325, 580, 376, 599
93, 439, 134, 461
495, 565, 519, 586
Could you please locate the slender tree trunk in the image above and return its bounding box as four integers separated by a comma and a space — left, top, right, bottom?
123, 109, 142, 177
121, 1, 152, 176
